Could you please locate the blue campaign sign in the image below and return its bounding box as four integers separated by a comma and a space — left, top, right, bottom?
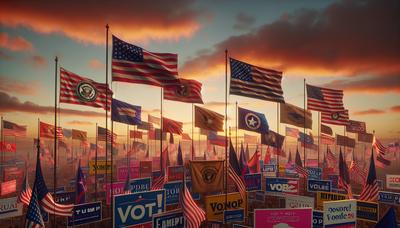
307, 180, 332, 193
53, 191, 75, 204
152, 210, 184, 228
265, 177, 299, 194
224, 209, 244, 223
263, 164, 276, 172
129, 178, 151, 193
244, 173, 262, 191
378, 191, 400, 205
327, 174, 339, 189
67, 201, 102, 226
306, 167, 322, 180
313, 210, 324, 228
113, 190, 166, 227
164, 181, 182, 205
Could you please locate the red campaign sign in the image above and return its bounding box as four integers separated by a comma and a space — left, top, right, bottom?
117, 166, 140, 181
3, 168, 24, 187
152, 157, 160, 171
0, 141, 16, 152
167, 166, 184, 182
140, 161, 152, 178
1, 179, 17, 196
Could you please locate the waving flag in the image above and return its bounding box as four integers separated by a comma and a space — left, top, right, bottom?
295, 149, 309, 177
40, 121, 63, 139
112, 35, 179, 87
349, 154, 367, 185
321, 124, 333, 135
285, 127, 299, 138
239, 143, 249, 175
97, 126, 117, 142
181, 133, 191, 141
373, 136, 387, 156
72, 129, 87, 141
130, 130, 143, 139
261, 130, 285, 149
375, 207, 398, 228
280, 103, 312, 129
164, 78, 203, 104
230, 58, 284, 103
25, 187, 45, 228
75, 160, 86, 204
0, 141, 16, 153
112, 98, 142, 125
228, 140, 247, 200
298, 132, 314, 145
3, 120, 27, 137
358, 132, 373, 143
321, 110, 349, 126
247, 147, 261, 174
238, 107, 269, 133
195, 106, 224, 132
163, 117, 183, 135
148, 115, 161, 125
137, 121, 153, 131
18, 174, 32, 206
177, 143, 183, 166
338, 149, 353, 199
306, 84, 345, 112
207, 131, 227, 147
326, 147, 337, 165
180, 181, 205, 228
321, 134, 335, 145
359, 151, 379, 202
60, 68, 112, 110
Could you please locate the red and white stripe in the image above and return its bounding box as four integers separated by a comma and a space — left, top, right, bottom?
338, 177, 353, 199
373, 136, 387, 156
295, 165, 309, 177
321, 110, 349, 126
307, 85, 345, 112
18, 187, 32, 205
60, 68, 112, 110
349, 160, 367, 185
180, 185, 205, 228
359, 180, 379, 202
228, 166, 247, 200
164, 78, 203, 104
26, 221, 44, 228
40, 193, 74, 216
113, 49, 179, 87
151, 175, 166, 190
162, 117, 183, 135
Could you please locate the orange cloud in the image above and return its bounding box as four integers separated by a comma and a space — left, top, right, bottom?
27, 55, 48, 68
353, 109, 386, 116
181, 0, 400, 79
66, 120, 93, 126
0, 91, 104, 117
390, 105, 400, 113
0, 77, 39, 95
0, 32, 33, 52
0, 1, 203, 45
88, 59, 104, 70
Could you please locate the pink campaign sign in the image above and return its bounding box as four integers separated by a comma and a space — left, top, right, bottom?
105, 182, 126, 205
117, 166, 140, 181
254, 208, 312, 228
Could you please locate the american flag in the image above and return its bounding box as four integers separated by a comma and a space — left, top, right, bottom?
3, 120, 27, 137
162, 117, 183, 135
18, 174, 32, 206
230, 58, 284, 103
338, 149, 353, 199
321, 134, 335, 145
306, 84, 345, 112
180, 183, 205, 228
151, 173, 166, 190
285, 127, 299, 138
228, 140, 247, 200
25, 187, 44, 228
349, 157, 367, 185
60, 68, 112, 110
373, 136, 387, 156
376, 154, 391, 167
112, 35, 179, 87
326, 147, 337, 165
97, 126, 117, 142
39, 121, 63, 139
164, 78, 203, 104
359, 151, 379, 202
148, 115, 161, 125
321, 110, 349, 126
295, 149, 309, 177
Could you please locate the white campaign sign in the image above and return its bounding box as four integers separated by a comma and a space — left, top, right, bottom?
323, 200, 356, 226
285, 195, 315, 209
386, 174, 400, 190
0, 197, 23, 219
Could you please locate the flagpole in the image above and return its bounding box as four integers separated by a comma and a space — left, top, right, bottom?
105, 23, 109, 191
236, 101, 238, 153
277, 102, 280, 177
160, 87, 164, 172
224, 49, 228, 226
192, 103, 194, 160
318, 112, 321, 168
53, 56, 58, 227
303, 78, 306, 167
95, 123, 98, 201
127, 125, 129, 169
0, 116, 3, 181
343, 126, 346, 162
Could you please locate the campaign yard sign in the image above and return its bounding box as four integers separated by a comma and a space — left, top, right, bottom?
53, 191, 75, 204
129, 178, 151, 193
117, 166, 140, 181
254, 208, 312, 228
105, 182, 126, 205
308, 179, 332, 193
263, 164, 277, 177
113, 190, 166, 228
386, 174, 400, 190
316, 192, 347, 210
205, 192, 246, 222
243, 173, 262, 191
140, 161, 153, 178
167, 166, 184, 182
265, 177, 299, 195
89, 160, 111, 175
378, 191, 400, 205
313, 210, 324, 228
323, 200, 356, 227
0, 197, 22, 219
164, 181, 200, 205
306, 167, 322, 180
152, 210, 184, 228
67, 201, 102, 226
356, 200, 378, 222
285, 195, 315, 209
224, 209, 245, 223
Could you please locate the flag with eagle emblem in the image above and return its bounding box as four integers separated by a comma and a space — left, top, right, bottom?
164, 78, 203, 104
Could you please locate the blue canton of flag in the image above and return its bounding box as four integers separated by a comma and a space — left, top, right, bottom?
298, 132, 314, 145
25, 187, 45, 228
238, 107, 269, 133
111, 98, 142, 125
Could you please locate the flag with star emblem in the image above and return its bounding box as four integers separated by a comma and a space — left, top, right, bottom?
230, 58, 284, 103
164, 78, 203, 104
112, 35, 179, 87
111, 98, 142, 125
238, 107, 269, 133
321, 110, 349, 126
195, 106, 224, 132
261, 130, 285, 149
280, 103, 312, 129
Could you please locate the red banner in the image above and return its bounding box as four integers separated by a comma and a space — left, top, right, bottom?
1, 179, 16, 196
0, 141, 16, 152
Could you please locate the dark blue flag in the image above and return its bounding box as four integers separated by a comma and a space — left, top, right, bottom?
238, 107, 269, 133
177, 143, 183, 166
375, 207, 398, 228
75, 160, 86, 204
111, 98, 141, 125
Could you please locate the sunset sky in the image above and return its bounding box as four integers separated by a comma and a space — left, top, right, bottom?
0, 0, 399, 141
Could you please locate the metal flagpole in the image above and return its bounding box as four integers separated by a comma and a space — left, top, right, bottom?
303, 79, 306, 167
224, 49, 228, 226
95, 123, 98, 201
192, 103, 194, 160
53, 56, 58, 227
127, 125, 129, 169
105, 23, 109, 189
318, 112, 320, 168
236, 101, 238, 153
277, 103, 280, 177
0, 116, 3, 181
160, 88, 163, 172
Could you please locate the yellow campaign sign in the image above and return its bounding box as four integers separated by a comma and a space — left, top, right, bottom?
89, 160, 112, 175
205, 192, 246, 222
316, 191, 347, 209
